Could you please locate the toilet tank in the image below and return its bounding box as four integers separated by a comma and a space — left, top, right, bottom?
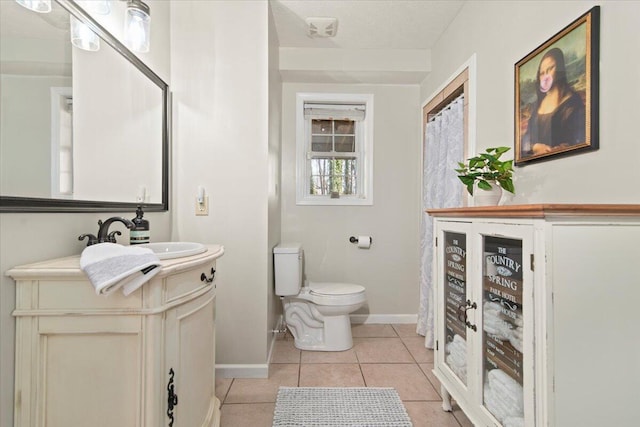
274, 243, 303, 296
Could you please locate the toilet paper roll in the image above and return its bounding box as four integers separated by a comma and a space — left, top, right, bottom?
357, 236, 372, 249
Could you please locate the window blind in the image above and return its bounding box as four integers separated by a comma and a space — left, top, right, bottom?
304, 103, 366, 121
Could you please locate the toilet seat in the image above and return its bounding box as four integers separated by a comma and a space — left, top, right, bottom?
302, 281, 366, 306
309, 282, 365, 296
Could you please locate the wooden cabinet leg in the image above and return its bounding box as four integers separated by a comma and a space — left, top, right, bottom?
441, 385, 453, 412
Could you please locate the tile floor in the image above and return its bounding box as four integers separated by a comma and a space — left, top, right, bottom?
215, 323, 473, 426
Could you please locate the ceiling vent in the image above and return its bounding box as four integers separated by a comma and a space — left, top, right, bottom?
305, 17, 338, 38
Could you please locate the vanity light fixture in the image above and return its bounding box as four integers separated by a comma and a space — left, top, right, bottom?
15, 0, 52, 13
124, 0, 151, 53
16, 0, 150, 53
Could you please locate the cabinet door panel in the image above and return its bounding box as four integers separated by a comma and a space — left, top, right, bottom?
165, 290, 216, 426
552, 225, 640, 427
481, 235, 525, 425
442, 230, 469, 386
41, 333, 141, 427
474, 223, 534, 427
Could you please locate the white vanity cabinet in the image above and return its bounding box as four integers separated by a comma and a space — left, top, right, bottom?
8, 244, 224, 427
426, 205, 640, 427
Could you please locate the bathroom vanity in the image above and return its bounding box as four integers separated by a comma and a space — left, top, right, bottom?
8, 244, 224, 427
426, 205, 640, 427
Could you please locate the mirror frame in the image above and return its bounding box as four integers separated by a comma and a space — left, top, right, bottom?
0, 0, 170, 213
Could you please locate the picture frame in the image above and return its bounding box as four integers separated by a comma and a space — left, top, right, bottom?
514, 6, 599, 165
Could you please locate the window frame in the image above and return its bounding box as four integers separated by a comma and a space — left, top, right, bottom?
50, 87, 74, 199
296, 92, 374, 206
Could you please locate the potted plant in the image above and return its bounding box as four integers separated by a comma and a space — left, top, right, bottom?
455, 147, 515, 202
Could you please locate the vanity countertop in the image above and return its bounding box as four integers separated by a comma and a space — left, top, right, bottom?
6, 244, 224, 280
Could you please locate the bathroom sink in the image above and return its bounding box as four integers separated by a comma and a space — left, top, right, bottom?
138, 242, 207, 260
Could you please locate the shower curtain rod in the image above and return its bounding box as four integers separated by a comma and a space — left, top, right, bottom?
427, 93, 464, 122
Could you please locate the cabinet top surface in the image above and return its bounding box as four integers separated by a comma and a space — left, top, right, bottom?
426, 204, 640, 218
6, 244, 224, 280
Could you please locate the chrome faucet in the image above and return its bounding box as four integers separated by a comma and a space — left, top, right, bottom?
78, 217, 135, 246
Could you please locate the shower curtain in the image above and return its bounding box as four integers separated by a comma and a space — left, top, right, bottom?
417, 94, 464, 348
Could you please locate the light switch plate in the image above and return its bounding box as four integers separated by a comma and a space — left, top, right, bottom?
195, 196, 209, 216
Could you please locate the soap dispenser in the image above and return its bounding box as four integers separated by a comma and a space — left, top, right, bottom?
130, 205, 150, 245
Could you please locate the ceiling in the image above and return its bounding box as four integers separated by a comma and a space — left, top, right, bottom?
0, 0, 69, 40
270, 0, 466, 83
4, 1, 466, 49
270, 0, 465, 50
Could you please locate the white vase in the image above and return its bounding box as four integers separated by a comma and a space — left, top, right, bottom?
473, 185, 503, 206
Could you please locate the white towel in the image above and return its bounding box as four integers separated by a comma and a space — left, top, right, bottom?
445, 334, 468, 382
484, 368, 525, 423
80, 243, 161, 296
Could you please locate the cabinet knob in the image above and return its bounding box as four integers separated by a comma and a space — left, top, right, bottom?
200, 268, 216, 283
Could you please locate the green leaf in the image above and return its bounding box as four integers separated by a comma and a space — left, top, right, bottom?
500, 178, 515, 193
477, 180, 492, 191
494, 146, 511, 156
458, 176, 475, 186
469, 158, 484, 169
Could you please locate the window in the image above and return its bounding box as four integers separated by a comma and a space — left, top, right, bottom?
50, 87, 74, 198
296, 93, 373, 205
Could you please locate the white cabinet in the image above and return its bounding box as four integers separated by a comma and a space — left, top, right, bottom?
427, 205, 640, 427
8, 245, 224, 427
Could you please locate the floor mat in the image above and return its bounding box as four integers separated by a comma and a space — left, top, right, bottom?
272, 387, 413, 426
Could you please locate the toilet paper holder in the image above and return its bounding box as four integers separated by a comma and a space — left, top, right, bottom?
349, 236, 373, 245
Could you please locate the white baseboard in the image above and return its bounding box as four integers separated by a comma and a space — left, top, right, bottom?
216, 364, 269, 379
216, 315, 284, 379
217, 314, 417, 379
351, 314, 418, 324
267, 314, 284, 364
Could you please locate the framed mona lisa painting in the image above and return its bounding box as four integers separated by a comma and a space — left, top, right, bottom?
515, 6, 599, 165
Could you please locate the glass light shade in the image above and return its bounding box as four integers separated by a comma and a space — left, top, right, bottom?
15, 0, 52, 13
70, 16, 100, 51
124, 0, 150, 53
82, 0, 110, 15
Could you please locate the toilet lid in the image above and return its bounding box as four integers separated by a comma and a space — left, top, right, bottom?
308, 282, 365, 296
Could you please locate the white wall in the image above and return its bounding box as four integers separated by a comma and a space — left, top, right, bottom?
73, 42, 163, 203
0, 2, 171, 425
281, 83, 422, 318
420, 0, 640, 204
267, 5, 283, 354
0, 75, 70, 197
170, 0, 278, 369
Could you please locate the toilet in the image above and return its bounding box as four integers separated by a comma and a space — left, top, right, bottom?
274, 243, 366, 351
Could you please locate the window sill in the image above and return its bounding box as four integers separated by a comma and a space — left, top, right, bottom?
296, 196, 373, 206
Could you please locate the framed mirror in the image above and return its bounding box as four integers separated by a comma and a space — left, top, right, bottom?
0, 0, 169, 212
